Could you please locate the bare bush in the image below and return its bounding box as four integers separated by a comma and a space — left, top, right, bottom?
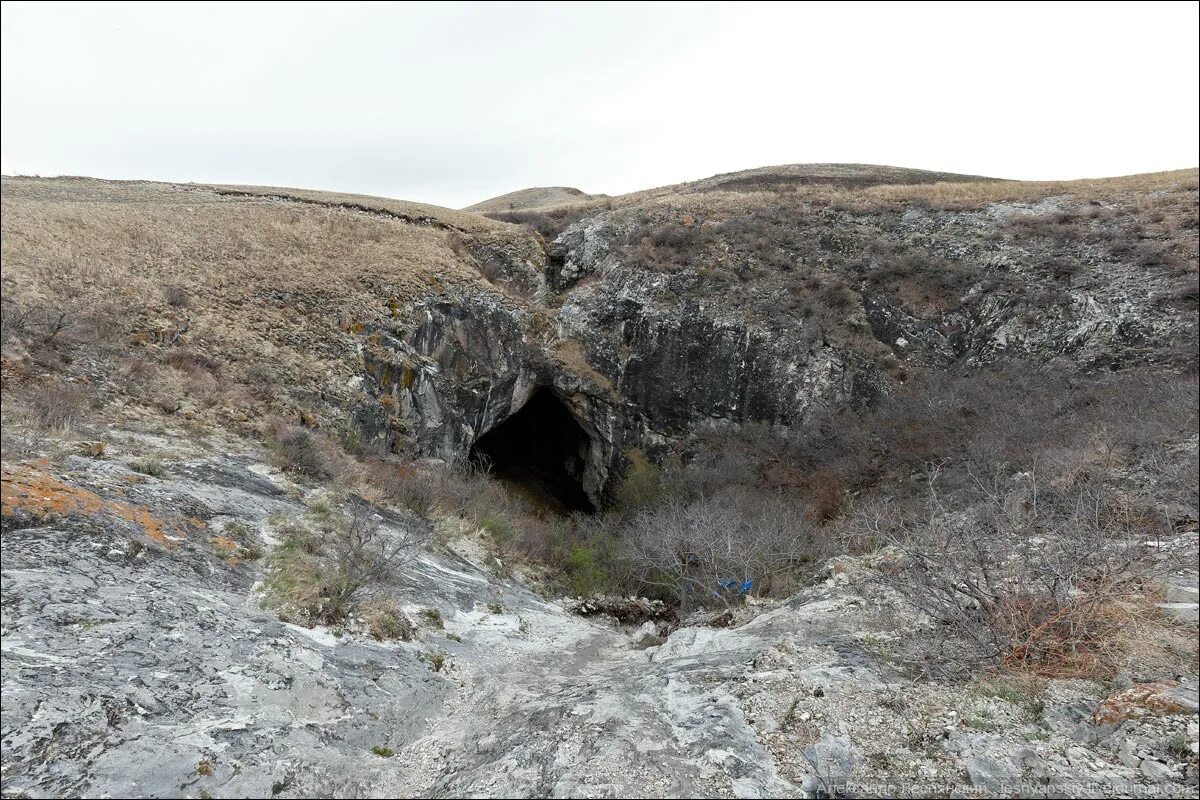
484, 206, 596, 241
264, 420, 345, 480
365, 460, 439, 517
263, 500, 423, 627
379, 459, 558, 562
16, 377, 91, 432
857, 465, 1167, 679
622, 491, 828, 609
429, 460, 512, 520
162, 285, 191, 308
1, 294, 130, 362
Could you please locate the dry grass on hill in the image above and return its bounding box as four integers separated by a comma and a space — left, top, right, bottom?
4, 166, 1196, 456
0, 176, 528, 449
490, 165, 1200, 225
852, 167, 1200, 210
208, 182, 507, 233
630, 166, 1200, 215
465, 186, 605, 213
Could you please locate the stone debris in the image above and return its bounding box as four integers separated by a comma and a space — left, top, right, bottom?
2, 451, 1198, 798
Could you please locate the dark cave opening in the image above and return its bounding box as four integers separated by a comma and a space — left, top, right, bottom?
469, 388, 596, 513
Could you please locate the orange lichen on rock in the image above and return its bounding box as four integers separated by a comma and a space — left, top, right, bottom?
1, 463, 190, 545
2, 463, 105, 520
1092, 680, 1191, 725
209, 535, 241, 563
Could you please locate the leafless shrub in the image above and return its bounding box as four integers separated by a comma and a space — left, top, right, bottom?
16, 377, 91, 432
1006, 212, 1085, 243
0, 297, 74, 350
1131, 241, 1171, 268
262, 500, 423, 626
623, 220, 711, 273
621, 491, 828, 609
118, 356, 161, 396
382, 459, 555, 560
334, 502, 420, 590
1, 296, 31, 351
427, 460, 511, 519
484, 206, 595, 241
237, 362, 278, 401
365, 460, 439, 518
856, 465, 1167, 679
42, 296, 129, 354
863, 246, 982, 312
0, 423, 42, 461
264, 419, 346, 480
164, 347, 218, 374
162, 285, 191, 308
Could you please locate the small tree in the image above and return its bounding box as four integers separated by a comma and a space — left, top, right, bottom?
264, 499, 423, 626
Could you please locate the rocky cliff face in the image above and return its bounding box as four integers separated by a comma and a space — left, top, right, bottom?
363, 178, 1198, 500
2, 173, 1191, 504
2, 170, 1198, 799
360, 292, 621, 506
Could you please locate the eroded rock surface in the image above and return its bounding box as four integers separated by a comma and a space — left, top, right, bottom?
357, 187, 1197, 500
3, 449, 1197, 798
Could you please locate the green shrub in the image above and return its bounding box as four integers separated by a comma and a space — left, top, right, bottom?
564, 544, 607, 596
421, 649, 448, 672
261, 530, 329, 624
305, 496, 334, 518
218, 519, 263, 561
1165, 734, 1191, 759
477, 513, 516, 544
613, 451, 661, 511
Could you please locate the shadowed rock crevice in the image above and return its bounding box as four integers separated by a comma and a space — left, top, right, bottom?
469, 388, 596, 512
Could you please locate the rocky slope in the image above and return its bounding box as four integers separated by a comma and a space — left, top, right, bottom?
2, 165, 1198, 798
3, 168, 1196, 498
371, 166, 1199, 498
3, 439, 1197, 798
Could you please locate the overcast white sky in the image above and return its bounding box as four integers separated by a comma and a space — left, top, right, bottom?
2, 1, 1197, 208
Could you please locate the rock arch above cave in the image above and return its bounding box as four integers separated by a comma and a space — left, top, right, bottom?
469, 387, 596, 513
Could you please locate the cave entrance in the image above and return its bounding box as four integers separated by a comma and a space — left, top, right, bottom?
470, 388, 596, 513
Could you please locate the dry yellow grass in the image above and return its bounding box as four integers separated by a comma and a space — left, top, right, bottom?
206, 182, 509, 233
1, 178, 489, 295
465, 186, 604, 213
0, 176, 529, 435
553, 338, 613, 392
509, 165, 1200, 218
676, 169, 1197, 216
856, 168, 1199, 209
